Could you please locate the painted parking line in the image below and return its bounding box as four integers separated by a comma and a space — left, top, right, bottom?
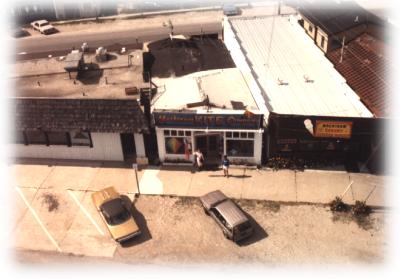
15, 186, 62, 252
67, 189, 105, 236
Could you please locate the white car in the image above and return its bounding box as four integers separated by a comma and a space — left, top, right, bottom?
31, 20, 56, 35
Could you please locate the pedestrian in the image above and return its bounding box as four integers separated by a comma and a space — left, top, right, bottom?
194, 149, 204, 171
222, 155, 230, 177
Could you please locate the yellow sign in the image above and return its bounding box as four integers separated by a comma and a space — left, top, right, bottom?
314, 121, 353, 139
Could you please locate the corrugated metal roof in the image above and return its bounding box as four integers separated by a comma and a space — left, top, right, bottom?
326, 33, 390, 118
229, 16, 373, 118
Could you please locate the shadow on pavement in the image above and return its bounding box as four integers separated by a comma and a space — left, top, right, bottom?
236, 213, 268, 247
119, 195, 152, 247
11, 158, 138, 169
208, 174, 252, 179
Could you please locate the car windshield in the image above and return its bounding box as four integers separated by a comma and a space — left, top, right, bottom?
100, 198, 130, 226
41, 22, 49, 26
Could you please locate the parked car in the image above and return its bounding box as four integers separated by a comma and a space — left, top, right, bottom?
30, 20, 56, 35
200, 190, 253, 242
11, 28, 30, 38
92, 186, 141, 243
222, 4, 240, 16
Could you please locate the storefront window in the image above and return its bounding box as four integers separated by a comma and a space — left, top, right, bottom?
13, 131, 26, 144
47, 132, 69, 145
165, 137, 192, 155
70, 131, 92, 147
164, 129, 192, 155
227, 140, 254, 157
277, 139, 297, 152
25, 130, 47, 145
299, 140, 319, 151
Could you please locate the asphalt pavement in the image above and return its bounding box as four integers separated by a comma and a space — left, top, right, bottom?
13, 21, 222, 60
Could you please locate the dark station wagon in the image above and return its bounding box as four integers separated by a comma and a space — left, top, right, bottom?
200, 190, 253, 242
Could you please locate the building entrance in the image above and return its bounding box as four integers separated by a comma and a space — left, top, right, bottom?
120, 133, 136, 161
195, 133, 222, 165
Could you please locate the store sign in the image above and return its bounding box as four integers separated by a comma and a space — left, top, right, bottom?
154, 112, 263, 130
314, 121, 353, 139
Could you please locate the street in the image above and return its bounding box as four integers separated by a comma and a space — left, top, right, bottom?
13, 21, 222, 59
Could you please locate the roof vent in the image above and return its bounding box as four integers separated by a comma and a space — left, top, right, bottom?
231, 101, 245, 110
277, 78, 289, 86
303, 75, 314, 83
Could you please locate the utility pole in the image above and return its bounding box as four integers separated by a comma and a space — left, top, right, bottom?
340, 36, 346, 63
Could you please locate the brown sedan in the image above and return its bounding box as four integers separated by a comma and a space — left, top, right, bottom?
92, 187, 141, 243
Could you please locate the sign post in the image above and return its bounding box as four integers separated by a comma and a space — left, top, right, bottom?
132, 163, 140, 196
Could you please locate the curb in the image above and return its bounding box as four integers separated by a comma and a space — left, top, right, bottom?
136, 193, 389, 210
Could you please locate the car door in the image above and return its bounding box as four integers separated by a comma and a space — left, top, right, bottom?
210, 208, 231, 237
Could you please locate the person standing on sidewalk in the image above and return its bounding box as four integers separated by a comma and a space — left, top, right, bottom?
222, 155, 230, 177
194, 149, 204, 171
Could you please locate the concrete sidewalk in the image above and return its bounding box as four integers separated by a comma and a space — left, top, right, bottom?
10, 159, 391, 207
138, 165, 389, 207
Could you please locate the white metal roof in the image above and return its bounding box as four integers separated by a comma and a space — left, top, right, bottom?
151, 68, 259, 113
229, 15, 373, 118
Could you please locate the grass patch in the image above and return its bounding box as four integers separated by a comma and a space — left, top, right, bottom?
235, 199, 280, 213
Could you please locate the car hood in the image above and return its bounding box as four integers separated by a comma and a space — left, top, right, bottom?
200, 190, 228, 209
92, 187, 119, 210
108, 217, 140, 240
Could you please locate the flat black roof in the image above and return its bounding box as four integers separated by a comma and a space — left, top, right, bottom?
299, 1, 368, 36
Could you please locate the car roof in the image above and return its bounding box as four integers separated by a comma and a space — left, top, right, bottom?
34, 20, 49, 24
200, 190, 227, 209
100, 198, 126, 217
215, 199, 249, 227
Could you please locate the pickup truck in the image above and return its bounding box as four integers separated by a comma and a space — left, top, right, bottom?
31, 20, 56, 35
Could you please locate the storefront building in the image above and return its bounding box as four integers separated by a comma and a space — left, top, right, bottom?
151, 68, 264, 165
11, 98, 149, 162
224, 16, 375, 165
267, 113, 384, 164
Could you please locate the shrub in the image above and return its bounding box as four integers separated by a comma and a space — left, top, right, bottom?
329, 196, 349, 212
352, 200, 372, 217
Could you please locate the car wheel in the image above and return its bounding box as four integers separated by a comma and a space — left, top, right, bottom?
204, 208, 210, 215
223, 231, 230, 240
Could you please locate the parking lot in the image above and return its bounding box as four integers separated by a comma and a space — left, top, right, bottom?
12, 160, 140, 258
11, 160, 385, 264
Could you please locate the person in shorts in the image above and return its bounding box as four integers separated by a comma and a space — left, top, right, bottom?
222, 155, 230, 177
